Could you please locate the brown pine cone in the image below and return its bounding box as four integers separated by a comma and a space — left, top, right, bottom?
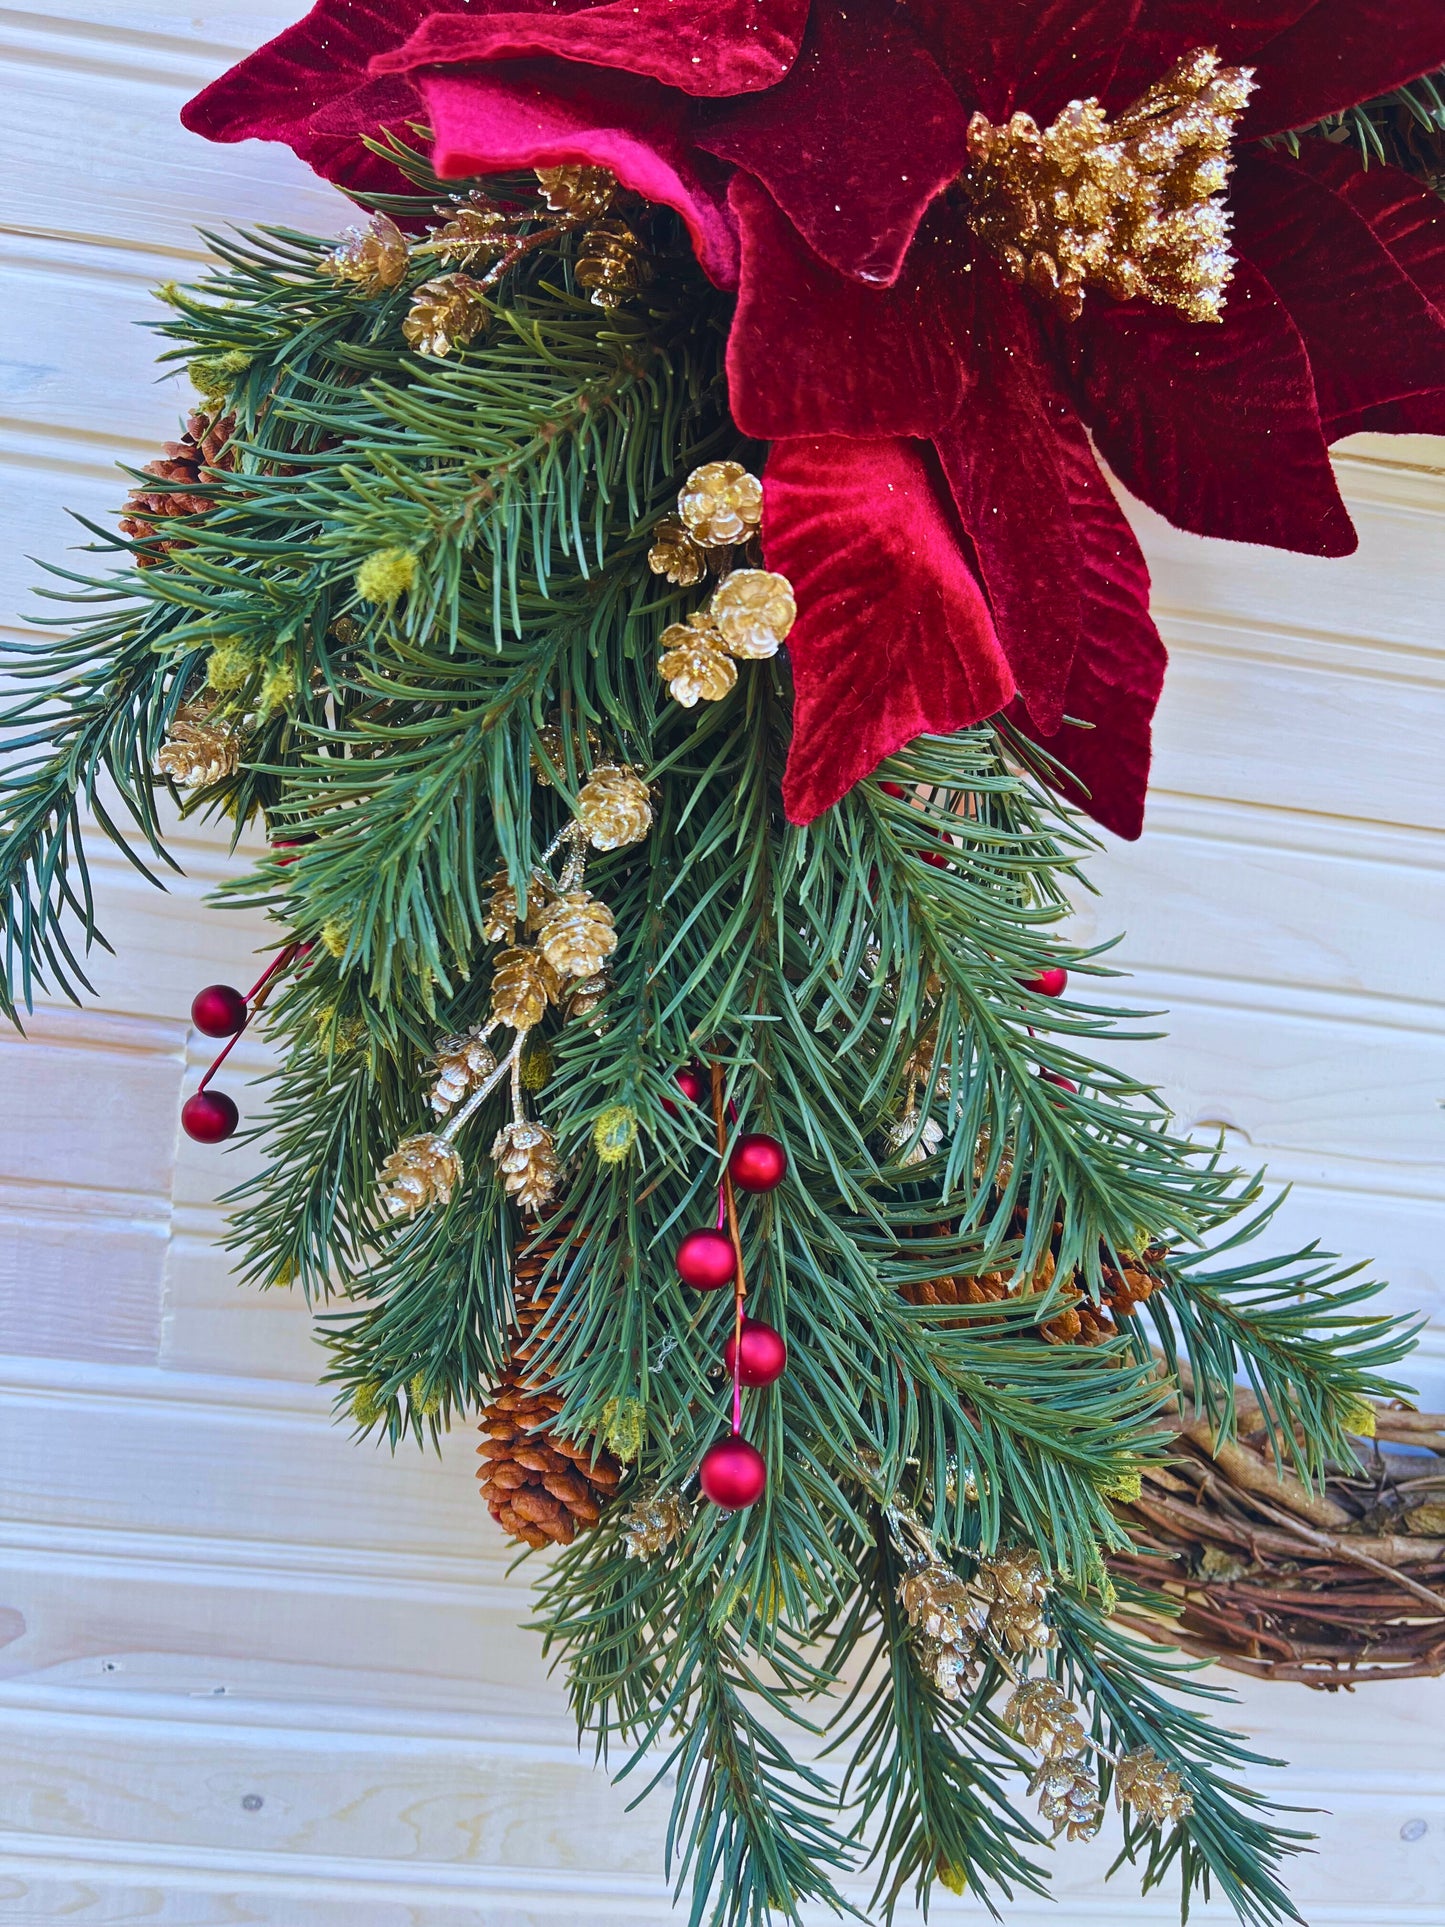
901, 1271, 1011, 1310
120, 411, 235, 564
476, 1221, 621, 1547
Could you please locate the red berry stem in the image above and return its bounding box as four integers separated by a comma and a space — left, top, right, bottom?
710, 1060, 748, 1438
197, 941, 301, 1093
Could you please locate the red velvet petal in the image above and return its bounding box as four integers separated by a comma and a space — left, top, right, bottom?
1106, 3, 1314, 105
726, 177, 974, 438
899, 0, 1143, 121
696, 1, 968, 286
930, 265, 1088, 733
1233, 149, 1445, 422
419, 65, 738, 287
762, 437, 1014, 825
1282, 143, 1445, 321
373, 0, 809, 96
1003, 437, 1163, 841
182, 0, 434, 185
1064, 258, 1355, 556
1242, 2, 1445, 138
1329, 392, 1445, 437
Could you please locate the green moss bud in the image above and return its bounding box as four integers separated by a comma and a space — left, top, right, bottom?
519, 1038, 555, 1091
593, 1104, 638, 1164
351, 1381, 386, 1426
602, 1395, 646, 1462
205, 638, 255, 693
320, 918, 351, 959
189, 349, 252, 402
355, 547, 418, 605
408, 1372, 443, 1419
259, 660, 298, 715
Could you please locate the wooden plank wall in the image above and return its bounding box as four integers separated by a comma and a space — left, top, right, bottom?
1, 6, 1442, 1921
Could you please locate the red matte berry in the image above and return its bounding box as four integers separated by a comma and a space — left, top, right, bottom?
182, 1089, 239, 1143
676, 1228, 737, 1291
191, 983, 248, 1038
699, 1433, 767, 1509
1022, 965, 1069, 998
724, 1316, 787, 1387
661, 1063, 708, 1118
729, 1132, 787, 1194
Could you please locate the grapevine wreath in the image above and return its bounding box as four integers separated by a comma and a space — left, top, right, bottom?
5, 1, 1445, 1920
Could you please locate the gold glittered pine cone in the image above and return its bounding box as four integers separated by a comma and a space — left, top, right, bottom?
576, 764, 652, 851
567, 964, 612, 1021
536, 891, 617, 980
621, 1485, 691, 1559
491, 1117, 562, 1213
120, 410, 236, 564
420, 200, 510, 267
483, 868, 555, 944
156, 699, 242, 788
678, 460, 764, 548
915, 1632, 978, 1702
535, 163, 616, 219
973, 1546, 1057, 1654
647, 515, 708, 588
899, 1562, 976, 1646
378, 1132, 462, 1220
477, 1219, 622, 1547
1030, 1755, 1104, 1841
323, 212, 410, 294
531, 719, 603, 786
886, 1110, 944, 1166
483, 872, 521, 945
1114, 1747, 1194, 1825
710, 569, 797, 660
429, 1027, 498, 1115
658, 620, 737, 707
402, 273, 490, 357
575, 219, 647, 309
1006, 1679, 1087, 1760
491, 945, 562, 1031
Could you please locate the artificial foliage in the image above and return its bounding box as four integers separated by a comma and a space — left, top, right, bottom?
3, 14, 1442, 1925
183, 0, 1445, 838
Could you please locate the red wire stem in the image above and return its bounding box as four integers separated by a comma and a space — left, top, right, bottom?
710, 1061, 747, 1436
198, 942, 301, 1092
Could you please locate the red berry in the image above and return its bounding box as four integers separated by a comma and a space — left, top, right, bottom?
676, 1228, 737, 1291
182, 1089, 239, 1143
1022, 965, 1069, 998
919, 848, 950, 869
724, 1316, 787, 1387
190, 983, 248, 1038
1038, 1070, 1078, 1093
728, 1132, 787, 1194
661, 1063, 707, 1118
699, 1433, 767, 1509
880, 781, 907, 799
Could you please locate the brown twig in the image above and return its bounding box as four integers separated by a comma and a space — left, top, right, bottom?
1109, 1403, 1445, 1686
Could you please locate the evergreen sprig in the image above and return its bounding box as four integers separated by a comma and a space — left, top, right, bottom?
0, 165, 1419, 1927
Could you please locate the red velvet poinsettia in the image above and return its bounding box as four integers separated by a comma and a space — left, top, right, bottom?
185, 0, 1445, 836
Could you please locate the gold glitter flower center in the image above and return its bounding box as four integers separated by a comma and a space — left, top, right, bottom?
961, 47, 1255, 322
